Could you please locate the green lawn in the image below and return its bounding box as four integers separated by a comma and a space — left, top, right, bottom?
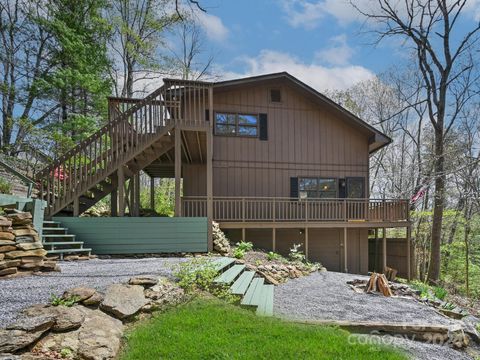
121, 298, 407, 360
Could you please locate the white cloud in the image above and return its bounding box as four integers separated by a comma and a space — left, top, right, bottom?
315, 34, 353, 65
218, 49, 373, 92
281, 0, 480, 29
195, 11, 229, 42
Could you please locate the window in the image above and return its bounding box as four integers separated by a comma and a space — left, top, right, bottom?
215, 112, 258, 137
346, 177, 365, 198
270, 89, 281, 102
299, 177, 337, 199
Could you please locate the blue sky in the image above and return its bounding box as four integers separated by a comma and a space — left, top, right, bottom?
190, 0, 480, 92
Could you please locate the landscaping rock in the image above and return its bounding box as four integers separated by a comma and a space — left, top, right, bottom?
0, 268, 16, 276
33, 306, 123, 360
15, 243, 43, 251
128, 276, 158, 288
5, 249, 47, 259
0, 217, 12, 227
0, 246, 16, 253
0, 329, 45, 353
63, 287, 96, 302
82, 292, 103, 307
143, 277, 185, 310
22, 305, 84, 332
212, 222, 230, 255
6, 315, 55, 333
0, 232, 14, 241
0, 354, 21, 360
100, 284, 148, 319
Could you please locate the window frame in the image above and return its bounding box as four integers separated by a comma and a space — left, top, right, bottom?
214, 111, 259, 138
298, 177, 338, 199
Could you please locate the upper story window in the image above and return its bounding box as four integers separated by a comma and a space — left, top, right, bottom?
215, 112, 258, 137
299, 177, 337, 199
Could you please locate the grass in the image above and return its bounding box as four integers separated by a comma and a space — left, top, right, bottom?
121, 298, 406, 360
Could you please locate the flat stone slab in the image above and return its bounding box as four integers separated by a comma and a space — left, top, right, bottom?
0, 329, 45, 353
63, 287, 97, 302
128, 276, 158, 288
100, 284, 148, 319
22, 305, 84, 332
34, 306, 123, 360
6, 315, 55, 333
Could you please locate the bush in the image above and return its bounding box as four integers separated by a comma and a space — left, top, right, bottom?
288, 243, 306, 263
0, 178, 12, 194
233, 247, 245, 259
50, 294, 79, 307
434, 286, 448, 301
173, 259, 239, 303
267, 251, 283, 261
236, 241, 253, 252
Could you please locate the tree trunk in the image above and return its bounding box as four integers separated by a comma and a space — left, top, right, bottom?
427, 128, 445, 284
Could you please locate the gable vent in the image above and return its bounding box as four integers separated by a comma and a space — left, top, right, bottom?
270, 89, 281, 103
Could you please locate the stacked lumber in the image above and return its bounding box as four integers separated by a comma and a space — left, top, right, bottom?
366, 272, 393, 297
0, 210, 58, 277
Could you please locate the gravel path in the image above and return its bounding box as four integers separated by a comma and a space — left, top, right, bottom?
274, 271, 472, 360
0, 257, 188, 328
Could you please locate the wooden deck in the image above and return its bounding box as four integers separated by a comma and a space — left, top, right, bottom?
182, 197, 409, 226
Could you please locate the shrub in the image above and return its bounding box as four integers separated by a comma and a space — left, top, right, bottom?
233, 247, 245, 259
288, 243, 306, 263
0, 178, 12, 194
50, 294, 79, 307
173, 259, 239, 303
434, 286, 448, 301
267, 251, 283, 261
235, 241, 253, 252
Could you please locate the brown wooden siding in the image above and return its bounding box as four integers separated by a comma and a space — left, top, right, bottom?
182, 81, 370, 198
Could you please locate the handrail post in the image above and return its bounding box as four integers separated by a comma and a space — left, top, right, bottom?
343, 199, 347, 222
272, 198, 276, 223
305, 200, 308, 223
242, 198, 246, 222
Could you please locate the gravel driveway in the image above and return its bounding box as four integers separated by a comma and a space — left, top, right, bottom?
274, 271, 473, 360
0, 257, 188, 328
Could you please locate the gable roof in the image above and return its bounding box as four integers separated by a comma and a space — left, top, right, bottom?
213, 72, 391, 154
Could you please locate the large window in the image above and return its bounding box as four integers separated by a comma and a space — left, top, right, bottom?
215, 112, 258, 137
299, 177, 337, 199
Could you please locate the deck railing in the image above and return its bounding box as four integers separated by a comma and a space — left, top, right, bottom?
37, 79, 212, 216
182, 197, 409, 223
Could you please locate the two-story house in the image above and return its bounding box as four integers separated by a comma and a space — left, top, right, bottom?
37, 72, 411, 277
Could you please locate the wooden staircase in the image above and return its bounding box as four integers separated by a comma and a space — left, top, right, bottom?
36, 79, 212, 217
211, 258, 274, 316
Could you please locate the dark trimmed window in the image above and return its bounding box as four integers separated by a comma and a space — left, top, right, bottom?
298, 177, 337, 199
215, 112, 258, 137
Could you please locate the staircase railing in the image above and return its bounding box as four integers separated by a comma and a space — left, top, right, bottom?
36, 78, 213, 216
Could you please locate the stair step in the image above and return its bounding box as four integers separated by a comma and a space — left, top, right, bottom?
211, 257, 236, 272
43, 221, 61, 226
230, 271, 255, 295
42, 227, 68, 231
241, 278, 264, 306
214, 264, 245, 285
42, 234, 75, 238
46, 248, 91, 255
256, 285, 274, 316
43, 241, 84, 247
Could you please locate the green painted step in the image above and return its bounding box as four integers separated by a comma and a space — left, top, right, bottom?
46, 248, 91, 254
241, 278, 264, 306
214, 264, 245, 285
211, 257, 235, 272
43, 242, 84, 247
256, 285, 274, 316
42, 234, 75, 238
42, 227, 68, 231
230, 271, 255, 295
43, 221, 61, 225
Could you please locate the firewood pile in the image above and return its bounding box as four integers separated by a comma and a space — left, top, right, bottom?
366, 272, 393, 296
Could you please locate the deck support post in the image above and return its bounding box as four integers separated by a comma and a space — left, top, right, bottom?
174, 127, 182, 217
382, 227, 387, 272
406, 224, 412, 280
73, 197, 79, 217
343, 227, 348, 273
241, 227, 246, 243
118, 166, 125, 217
305, 227, 309, 261
150, 177, 155, 210
272, 228, 276, 252
374, 228, 379, 271
111, 174, 118, 217
206, 87, 214, 252
133, 172, 140, 216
